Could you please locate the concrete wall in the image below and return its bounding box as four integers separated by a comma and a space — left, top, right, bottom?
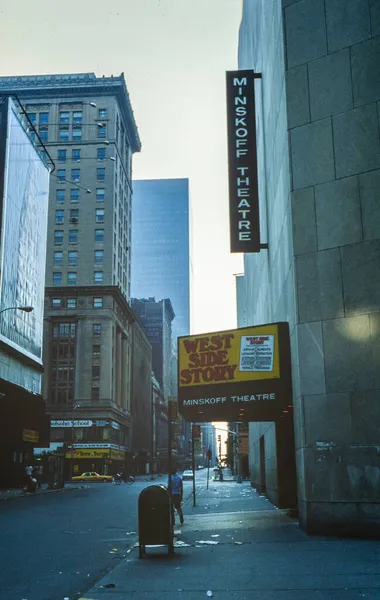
238, 0, 296, 511
285, 0, 380, 535
238, 0, 380, 535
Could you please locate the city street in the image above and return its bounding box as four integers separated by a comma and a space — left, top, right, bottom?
0, 473, 198, 600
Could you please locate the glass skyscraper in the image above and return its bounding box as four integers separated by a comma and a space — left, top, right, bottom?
131, 178, 190, 342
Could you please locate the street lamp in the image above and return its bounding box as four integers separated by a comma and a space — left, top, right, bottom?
0, 305, 34, 316
70, 404, 80, 481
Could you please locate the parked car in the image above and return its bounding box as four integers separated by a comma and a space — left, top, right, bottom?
72, 471, 113, 483
182, 469, 194, 480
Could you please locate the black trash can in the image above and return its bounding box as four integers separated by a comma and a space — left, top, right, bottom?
138, 485, 174, 558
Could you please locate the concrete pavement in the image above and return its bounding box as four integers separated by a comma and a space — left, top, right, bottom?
79, 480, 380, 600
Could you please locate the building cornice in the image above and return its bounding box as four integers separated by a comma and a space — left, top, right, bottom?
45, 285, 136, 324
0, 72, 141, 153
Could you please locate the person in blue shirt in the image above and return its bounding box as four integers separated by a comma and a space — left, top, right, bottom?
170, 469, 184, 524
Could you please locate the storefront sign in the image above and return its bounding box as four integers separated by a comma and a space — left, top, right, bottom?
110, 449, 125, 460
22, 429, 39, 443
65, 448, 109, 459
226, 69, 262, 253
178, 322, 292, 422
51, 420, 93, 428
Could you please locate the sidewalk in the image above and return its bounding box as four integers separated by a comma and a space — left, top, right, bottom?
78, 481, 380, 600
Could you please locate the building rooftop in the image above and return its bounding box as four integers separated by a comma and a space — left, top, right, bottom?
0, 72, 141, 153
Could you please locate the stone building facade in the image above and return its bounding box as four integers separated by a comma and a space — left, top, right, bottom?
237, 0, 380, 535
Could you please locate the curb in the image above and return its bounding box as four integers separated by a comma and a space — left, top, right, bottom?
0, 485, 82, 502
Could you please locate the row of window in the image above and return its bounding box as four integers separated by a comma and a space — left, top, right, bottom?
29, 109, 107, 124
55, 208, 104, 224
52, 272, 104, 285
56, 188, 105, 203
36, 125, 107, 143
51, 297, 104, 309
54, 229, 105, 244
57, 148, 107, 163
52, 322, 102, 338
56, 168, 106, 183
54, 249, 104, 266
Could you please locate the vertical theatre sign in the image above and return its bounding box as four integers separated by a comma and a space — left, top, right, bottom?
226, 69, 263, 253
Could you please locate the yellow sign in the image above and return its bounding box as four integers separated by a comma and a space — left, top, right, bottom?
22, 429, 40, 443
178, 325, 280, 387
65, 448, 109, 459
110, 449, 125, 460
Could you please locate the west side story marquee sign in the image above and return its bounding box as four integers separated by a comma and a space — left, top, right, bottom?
178, 323, 292, 423
226, 69, 265, 254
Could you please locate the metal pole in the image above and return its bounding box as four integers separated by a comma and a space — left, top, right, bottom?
191, 426, 196, 507
71, 408, 75, 481
167, 410, 172, 494
236, 422, 242, 483
206, 451, 210, 490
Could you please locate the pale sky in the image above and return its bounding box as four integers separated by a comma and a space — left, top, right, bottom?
0, 0, 243, 335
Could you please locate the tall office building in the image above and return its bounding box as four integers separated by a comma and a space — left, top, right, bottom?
131, 179, 190, 343
131, 297, 175, 399
0, 97, 50, 487
0, 73, 141, 474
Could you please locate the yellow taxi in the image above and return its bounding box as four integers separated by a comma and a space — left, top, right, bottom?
72, 471, 113, 483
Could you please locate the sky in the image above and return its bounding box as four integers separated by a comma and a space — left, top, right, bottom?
0, 0, 244, 335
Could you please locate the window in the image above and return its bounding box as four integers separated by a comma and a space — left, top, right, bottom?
55, 209, 64, 224
95, 188, 108, 207
73, 111, 82, 124
54, 251, 63, 265
95, 208, 104, 223
69, 230, 78, 244
97, 148, 106, 161
59, 127, 69, 142
39, 127, 48, 142
97, 124, 107, 138
72, 149, 81, 162
53, 322, 76, 338
71, 169, 80, 182
67, 298, 77, 309
92, 344, 101, 356
71, 189, 79, 203
95, 229, 104, 243
70, 209, 79, 223
98, 108, 107, 118
39, 112, 49, 125
72, 126, 82, 141
27, 113, 36, 125
91, 387, 100, 401
93, 324, 101, 336
93, 297, 103, 308
57, 169, 66, 183
97, 168, 105, 182
94, 250, 104, 264
56, 189, 65, 203
67, 272, 77, 285
57, 149, 66, 163
68, 251, 77, 265
52, 298, 62, 309
94, 271, 103, 284
92, 365, 100, 379
60, 111, 70, 124
54, 230, 64, 244
53, 272, 62, 286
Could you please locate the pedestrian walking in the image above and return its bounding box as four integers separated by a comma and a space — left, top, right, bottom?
170, 468, 184, 525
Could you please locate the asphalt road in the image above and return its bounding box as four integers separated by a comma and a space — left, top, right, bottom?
0, 471, 205, 600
